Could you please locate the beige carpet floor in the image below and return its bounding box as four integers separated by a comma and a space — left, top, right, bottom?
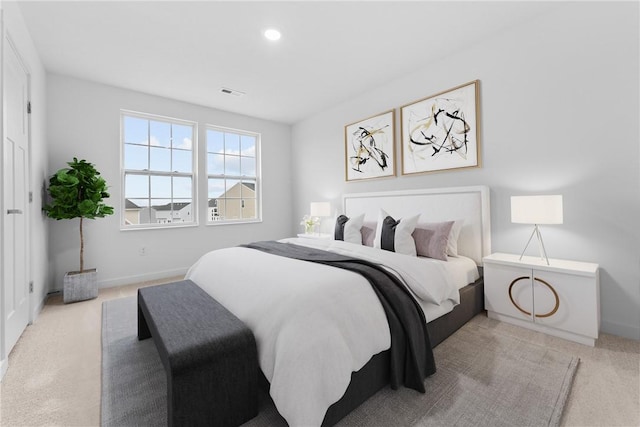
1, 278, 638, 427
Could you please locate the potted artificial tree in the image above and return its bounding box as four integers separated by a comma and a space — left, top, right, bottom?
44, 158, 114, 303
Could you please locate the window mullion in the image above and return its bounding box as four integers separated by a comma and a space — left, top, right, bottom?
124, 169, 191, 178
147, 121, 151, 213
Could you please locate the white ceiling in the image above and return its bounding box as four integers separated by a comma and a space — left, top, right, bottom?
16, 1, 558, 124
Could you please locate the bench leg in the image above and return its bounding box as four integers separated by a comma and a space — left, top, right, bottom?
138, 303, 151, 340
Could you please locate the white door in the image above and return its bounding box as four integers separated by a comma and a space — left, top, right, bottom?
3, 35, 30, 355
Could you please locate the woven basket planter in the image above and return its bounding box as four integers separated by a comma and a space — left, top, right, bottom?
63, 269, 98, 303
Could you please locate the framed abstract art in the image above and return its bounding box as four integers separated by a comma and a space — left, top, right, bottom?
400, 80, 480, 175
345, 110, 395, 181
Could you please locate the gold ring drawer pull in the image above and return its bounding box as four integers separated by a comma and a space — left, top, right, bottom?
508, 276, 560, 318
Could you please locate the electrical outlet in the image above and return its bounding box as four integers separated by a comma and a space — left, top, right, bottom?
139, 246, 147, 256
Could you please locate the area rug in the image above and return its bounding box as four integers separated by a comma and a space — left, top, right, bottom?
102, 296, 578, 426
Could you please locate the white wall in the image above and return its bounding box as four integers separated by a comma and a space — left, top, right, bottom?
47, 74, 292, 289
1, 0, 48, 374
291, 3, 640, 340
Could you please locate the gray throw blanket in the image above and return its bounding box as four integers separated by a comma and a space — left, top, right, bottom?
243, 241, 435, 392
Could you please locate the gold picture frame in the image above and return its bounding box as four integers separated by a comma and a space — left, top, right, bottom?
400, 80, 480, 175
344, 110, 396, 181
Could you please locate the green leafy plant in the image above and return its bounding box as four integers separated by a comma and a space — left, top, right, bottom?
43, 158, 114, 272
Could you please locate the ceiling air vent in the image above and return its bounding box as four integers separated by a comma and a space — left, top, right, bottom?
220, 87, 245, 97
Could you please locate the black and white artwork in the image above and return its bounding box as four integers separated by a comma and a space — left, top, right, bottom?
345, 110, 395, 181
401, 81, 479, 175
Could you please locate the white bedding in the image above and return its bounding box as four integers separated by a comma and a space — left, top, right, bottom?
185, 238, 476, 426
286, 237, 479, 299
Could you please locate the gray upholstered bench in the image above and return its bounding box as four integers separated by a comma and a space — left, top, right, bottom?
137, 280, 259, 427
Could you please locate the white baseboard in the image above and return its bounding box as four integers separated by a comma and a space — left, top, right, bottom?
30, 292, 47, 324
97, 267, 188, 289
50, 268, 188, 292
601, 319, 640, 341
0, 357, 7, 382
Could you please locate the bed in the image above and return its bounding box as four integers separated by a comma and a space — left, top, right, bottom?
185, 186, 491, 426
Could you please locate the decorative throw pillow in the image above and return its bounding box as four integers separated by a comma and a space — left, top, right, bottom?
446, 219, 464, 257
373, 209, 419, 256
334, 214, 364, 244
361, 221, 377, 247
412, 221, 455, 261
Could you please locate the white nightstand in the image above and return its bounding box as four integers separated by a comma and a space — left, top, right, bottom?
483, 253, 600, 346
296, 233, 332, 240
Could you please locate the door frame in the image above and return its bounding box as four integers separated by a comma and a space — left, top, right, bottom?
0, 14, 33, 382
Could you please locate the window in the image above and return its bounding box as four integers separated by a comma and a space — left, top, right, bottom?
121, 111, 196, 228
206, 126, 260, 223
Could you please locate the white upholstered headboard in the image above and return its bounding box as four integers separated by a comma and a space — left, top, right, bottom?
343, 186, 491, 265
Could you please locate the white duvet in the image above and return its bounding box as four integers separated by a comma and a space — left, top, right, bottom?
185, 238, 459, 427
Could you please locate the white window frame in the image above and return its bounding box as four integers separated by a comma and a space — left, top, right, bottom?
120, 110, 198, 230
206, 124, 262, 225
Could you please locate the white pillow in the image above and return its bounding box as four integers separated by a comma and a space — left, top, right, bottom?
343, 213, 364, 244
373, 209, 419, 256
334, 214, 364, 244
446, 219, 464, 257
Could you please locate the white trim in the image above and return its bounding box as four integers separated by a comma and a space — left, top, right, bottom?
601, 319, 640, 341
207, 218, 262, 226
204, 123, 261, 138
49, 267, 187, 291
342, 185, 491, 265
0, 9, 5, 381
95, 267, 187, 289
120, 222, 199, 232
0, 357, 7, 382
120, 109, 197, 127
30, 292, 46, 324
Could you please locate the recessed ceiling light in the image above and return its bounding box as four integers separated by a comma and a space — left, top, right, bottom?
264, 28, 281, 41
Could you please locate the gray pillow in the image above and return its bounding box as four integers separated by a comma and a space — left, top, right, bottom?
412, 221, 454, 261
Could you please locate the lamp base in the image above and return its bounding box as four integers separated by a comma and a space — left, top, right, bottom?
519, 224, 550, 265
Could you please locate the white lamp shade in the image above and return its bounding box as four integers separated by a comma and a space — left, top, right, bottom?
511, 195, 563, 225
310, 202, 331, 217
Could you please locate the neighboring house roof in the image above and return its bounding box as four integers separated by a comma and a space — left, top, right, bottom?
243, 183, 255, 191
152, 202, 191, 211
208, 199, 218, 207
125, 199, 140, 209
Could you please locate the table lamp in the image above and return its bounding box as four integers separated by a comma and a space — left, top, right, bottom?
310, 202, 331, 235
511, 195, 563, 265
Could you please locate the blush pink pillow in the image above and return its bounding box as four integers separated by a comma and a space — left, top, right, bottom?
361, 222, 377, 247
412, 221, 454, 261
